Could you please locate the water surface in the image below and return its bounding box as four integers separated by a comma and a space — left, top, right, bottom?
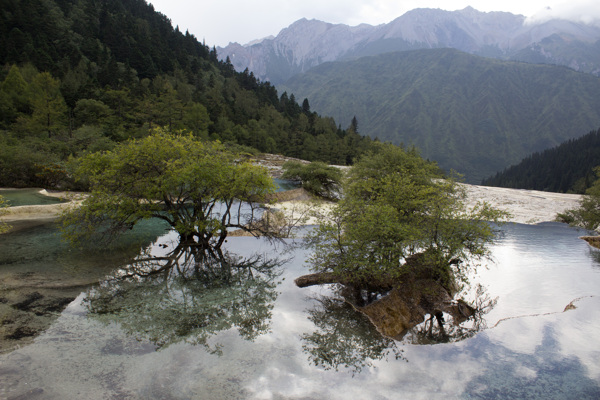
0, 222, 599, 399
0, 188, 67, 206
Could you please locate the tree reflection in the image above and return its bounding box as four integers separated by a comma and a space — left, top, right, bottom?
301, 294, 406, 375
402, 284, 497, 345
83, 240, 283, 354
301, 284, 496, 372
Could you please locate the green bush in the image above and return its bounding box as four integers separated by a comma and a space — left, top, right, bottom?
281, 161, 342, 199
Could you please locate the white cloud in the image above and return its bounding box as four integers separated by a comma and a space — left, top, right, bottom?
526, 0, 600, 25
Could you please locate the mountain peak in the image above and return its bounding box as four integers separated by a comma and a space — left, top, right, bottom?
218, 7, 600, 84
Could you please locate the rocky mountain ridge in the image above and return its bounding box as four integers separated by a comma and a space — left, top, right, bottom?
218, 7, 600, 83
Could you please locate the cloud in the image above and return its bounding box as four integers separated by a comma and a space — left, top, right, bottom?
150, 0, 600, 47
526, 0, 600, 25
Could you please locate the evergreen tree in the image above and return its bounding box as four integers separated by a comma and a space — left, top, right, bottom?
27, 72, 68, 137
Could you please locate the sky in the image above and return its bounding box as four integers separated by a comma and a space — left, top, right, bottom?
147, 0, 600, 47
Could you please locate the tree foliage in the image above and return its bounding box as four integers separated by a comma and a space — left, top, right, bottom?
0, 195, 10, 234
60, 129, 275, 246
305, 144, 507, 291
0, 0, 377, 189
557, 166, 600, 231
281, 160, 343, 199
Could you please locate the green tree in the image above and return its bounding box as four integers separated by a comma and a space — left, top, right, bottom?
60, 129, 275, 247
73, 99, 112, 127
304, 143, 507, 291
0, 195, 10, 234
558, 166, 600, 230
183, 102, 211, 137
348, 115, 358, 134
282, 161, 343, 200
301, 98, 311, 114
155, 80, 184, 131
27, 72, 68, 137
0, 65, 30, 123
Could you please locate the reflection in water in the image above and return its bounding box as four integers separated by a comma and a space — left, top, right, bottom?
402, 284, 498, 345
587, 246, 600, 265
301, 294, 405, 374
0, 188, 66, 206
301, 283, 496, 372
83, 240, 283, 353
1, 223, 600, 399
0, 219, 169, 353
464, 323, 600, 399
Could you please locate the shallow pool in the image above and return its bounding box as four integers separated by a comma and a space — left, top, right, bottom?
0, 222, 599, 399
0, 188, 67, 207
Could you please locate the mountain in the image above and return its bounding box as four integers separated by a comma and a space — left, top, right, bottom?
217, 7, 600, 84
279, 48, 600, 182
482, 127, 600, 193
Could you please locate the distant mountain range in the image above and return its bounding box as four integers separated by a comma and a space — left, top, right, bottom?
279, 49, 600, 183
218, 7, 600, 84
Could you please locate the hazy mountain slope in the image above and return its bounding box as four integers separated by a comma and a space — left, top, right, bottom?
218, 7, 600, 84
280, 49, 600, 182
511, 33, 600, 76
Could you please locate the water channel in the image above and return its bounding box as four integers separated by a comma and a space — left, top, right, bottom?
0, 219, 599, 399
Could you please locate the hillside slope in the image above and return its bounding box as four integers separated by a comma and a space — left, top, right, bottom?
483, 127, 600, 192
0, 0, 376, 188
280, 49, 600, 182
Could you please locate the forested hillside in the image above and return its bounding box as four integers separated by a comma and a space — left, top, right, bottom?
482, 127, 600, 193
0, 0, 374, 188
280, 48, 600, 182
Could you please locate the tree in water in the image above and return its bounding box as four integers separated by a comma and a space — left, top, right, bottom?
298, 143, 507, 337
60, 128, 276, 247
303, 143, 506, 289
300, 284, 496, 373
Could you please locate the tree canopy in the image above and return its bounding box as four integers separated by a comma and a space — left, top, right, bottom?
60, 129, 275, 247
304, 144, 507, 292
0, 195, 10, 233
281, 160, 343, 200
557, 166, 600, 231
0, 0, 377, 190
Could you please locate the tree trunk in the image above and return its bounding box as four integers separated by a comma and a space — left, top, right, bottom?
294, 272, 346, 288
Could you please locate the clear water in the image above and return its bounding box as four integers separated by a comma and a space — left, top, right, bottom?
273, 178, 301, 192
0, 188, 67, 206
1, 222, 599, 399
